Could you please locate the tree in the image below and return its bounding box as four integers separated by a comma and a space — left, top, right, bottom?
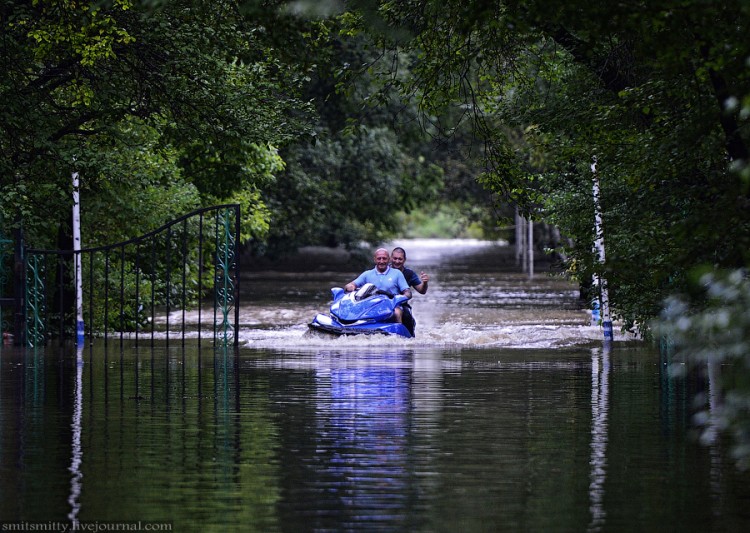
263, 124, 442, 254
0, 0, 314, 246
256, 13, 445, 254
343, 0, 750, 329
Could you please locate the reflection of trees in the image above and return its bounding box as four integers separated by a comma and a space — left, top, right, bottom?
659, 270, 750, 470
6, 342, 750, 530
70, 343, 282, 527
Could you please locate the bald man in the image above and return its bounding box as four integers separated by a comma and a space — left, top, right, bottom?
344, 248, 412, 323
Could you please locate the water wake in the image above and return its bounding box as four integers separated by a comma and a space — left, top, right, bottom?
237, 321, 637, 352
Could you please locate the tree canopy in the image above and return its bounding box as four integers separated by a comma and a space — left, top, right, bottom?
0, 0, 314, 244
343, 0, 750, 328
4, 0, 748, 327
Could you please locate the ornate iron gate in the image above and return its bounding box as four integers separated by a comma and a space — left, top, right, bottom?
21, 205, 240, 348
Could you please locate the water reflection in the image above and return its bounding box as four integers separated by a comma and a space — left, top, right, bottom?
313, 351, 412, 528
248, 349, 446, 530
69, 342, 271, 528
68, 346, 84, 527
588, 344, 610, 532
27, 347, 46, 407
2, 342, 750, 531
706, 360, 725, 524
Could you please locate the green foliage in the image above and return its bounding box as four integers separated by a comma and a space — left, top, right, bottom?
265, 126, 432, 252
349, 0, 750, 328
1, 0, 321, 337
78, 210, 233, 334
340, 0, 750, 467
201, 143, 284, 243
397, 203, 504, 239
657, 269, 750, 470
257, 9, 519, 252
68, 120, 201, 244
1, 0, 314, 249
83, 252, 155, 333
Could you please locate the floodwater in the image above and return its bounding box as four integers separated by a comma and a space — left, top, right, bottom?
235, 238, 627, 350
1, 239, 749, 532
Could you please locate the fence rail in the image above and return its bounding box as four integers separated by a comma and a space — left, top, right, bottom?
20, 204, 240, 348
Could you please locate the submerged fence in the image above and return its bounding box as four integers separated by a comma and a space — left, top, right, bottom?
22, 205, 240, 348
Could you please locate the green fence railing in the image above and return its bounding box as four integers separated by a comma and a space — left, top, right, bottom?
22, 205, 240, 348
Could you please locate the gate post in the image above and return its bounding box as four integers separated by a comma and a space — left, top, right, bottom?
214, 206, 239, 346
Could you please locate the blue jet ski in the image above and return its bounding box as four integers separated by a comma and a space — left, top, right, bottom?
308, 283, 414, 338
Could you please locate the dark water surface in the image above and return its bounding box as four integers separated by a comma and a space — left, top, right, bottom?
2, 240, 750, 532
2, 343, 750, 532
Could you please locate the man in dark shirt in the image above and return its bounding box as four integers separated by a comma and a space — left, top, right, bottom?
390, 247, 429, 294
390, 247, 430, 335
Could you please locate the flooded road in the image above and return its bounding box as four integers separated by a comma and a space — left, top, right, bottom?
4, 239, 747, 533
233, 238, 633, 349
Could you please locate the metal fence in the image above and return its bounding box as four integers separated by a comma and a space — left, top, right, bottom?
21, 204, 240, 348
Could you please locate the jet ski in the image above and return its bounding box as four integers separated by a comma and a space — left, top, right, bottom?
308, 283, 414, 338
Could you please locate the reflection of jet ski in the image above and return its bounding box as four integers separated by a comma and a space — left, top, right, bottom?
308, 284, 414, 338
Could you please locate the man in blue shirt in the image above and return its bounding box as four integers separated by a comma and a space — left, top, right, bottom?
345, 248, 411, 323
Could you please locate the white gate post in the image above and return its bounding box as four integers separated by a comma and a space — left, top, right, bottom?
527, 218, 534, 280
591, 157, 613, 342
72, 171, 84, 346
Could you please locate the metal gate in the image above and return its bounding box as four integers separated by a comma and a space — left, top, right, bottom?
19, 204, 240, 348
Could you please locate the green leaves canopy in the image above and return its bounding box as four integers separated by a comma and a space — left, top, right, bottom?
0, 0, 314, 245
348, 0, 750, 329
